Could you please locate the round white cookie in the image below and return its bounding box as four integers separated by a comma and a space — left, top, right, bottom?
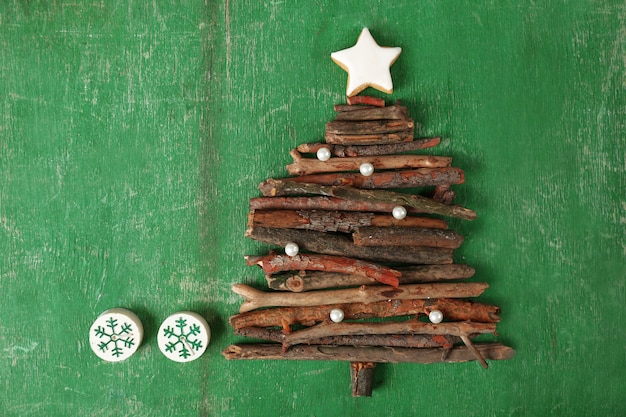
89, 308, 144, 362
157, 311, 210, 363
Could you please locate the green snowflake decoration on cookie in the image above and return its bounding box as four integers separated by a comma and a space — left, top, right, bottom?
94, 317, 136, 357
157, 312, 210, 362
162, 317, 204, 359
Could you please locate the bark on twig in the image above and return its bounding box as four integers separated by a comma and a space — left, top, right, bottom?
296, 137, 440, 157
326, 131, 414, 145
351, 362, 376, 397
249, 196, 448, 217
258, 180, 477, 221
352, 226, 464, 249
433, 184, 456, 204
246, 227, 454, 264
333, 104, 407, 121
229, 298, 501, 330
345, 96, 385, 107
266, 264, 475, 292
235, 327, 461, 349
231, 282, 489, 313
282, 321, 496, 349
287, 150, 451, 176
326, 119, 414, 136
249, 209, 448, 232
288, 167, 464, 189
222, 343, 516, 364
245, 253, 401, 288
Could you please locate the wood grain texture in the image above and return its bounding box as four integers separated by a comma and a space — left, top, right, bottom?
0, 1, 624, 416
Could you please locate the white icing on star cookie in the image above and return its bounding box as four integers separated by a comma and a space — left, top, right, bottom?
331, 28, 402, 97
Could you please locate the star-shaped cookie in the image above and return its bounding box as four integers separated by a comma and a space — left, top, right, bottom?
331, 28, 402, 97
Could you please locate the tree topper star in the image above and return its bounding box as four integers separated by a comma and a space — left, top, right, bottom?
331, 28, 402, 97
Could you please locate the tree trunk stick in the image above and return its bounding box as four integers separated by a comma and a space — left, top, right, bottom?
461, 334, 489, 369
244, 253, 401, 288
246, 226, 454, 264
235, 326, 461, 349
231, 282, 489, 313
288, 167, 464, 189
287, 150, 451, 176
352, 226, 464, 249
296, 137, 440, 157
266, 264, 475, 292
333, 104, 407, 121
325, 131, 414, 145
351, 362, 376, 397
229, 298, 501, 330
283, 321, 496, 349
258, 180, 477, 221
249, 209, 448, 232
222, 343, 516, 364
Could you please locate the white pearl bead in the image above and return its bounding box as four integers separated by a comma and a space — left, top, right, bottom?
284, 242, 299, 257
392, 206, 407, 220
329, 308, 345, 323
359, 162, 374, 176
316, 147, 331, 161
429, 309, 444, 324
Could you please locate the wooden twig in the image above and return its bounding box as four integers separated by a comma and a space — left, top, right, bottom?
352, 226, 464, 249
249, 210, 448, 232
351, 362, 376, 397
246, 227, 454, 264
249, 196, 448, 217
326, 131, 414, 145
334, 104, 376, 112
333, 104, 407, 121
266, 264, 475, 292
258, 180, 477, 221
287, 149, 451, 176
433, 184, 456, 204
231, 282, 489, 313
288, 167, 464, 189
222, 343, 516, 364
229, 298, 501, 330
345, 96, 385, 107
245, 253, 401, 288
461, 334, 489, 369
235, 327, 461, 349
334, 138, 441, 157
327, 119, 414, 136
283, 321, 496, 349
296, 137, 440, 157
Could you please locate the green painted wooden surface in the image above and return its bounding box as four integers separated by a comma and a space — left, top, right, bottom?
1, 1, 624, 416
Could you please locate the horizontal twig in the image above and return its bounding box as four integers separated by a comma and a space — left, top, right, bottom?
352, 226, 464, 248
258, 180, 477, 220
246, 226, 454, 264
235, 327, 461, 349
249, 209, 448, 232
245, 253, 400, 287
332, 104, 408, 121
325, 131, 414, 145
229, 298, 501, 330
222, 343, 516, 364
287, 149, 451, 176
266, 264, 475, 292
231, 282, 488, 313
288, 168, 464, 189
296, 137, 440, 157
283, 321, 496, 349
